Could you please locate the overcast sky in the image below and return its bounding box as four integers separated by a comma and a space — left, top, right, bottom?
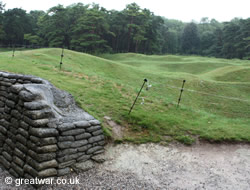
3, 0, 250, 22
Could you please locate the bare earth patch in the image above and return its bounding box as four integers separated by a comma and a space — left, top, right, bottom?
104, 116, 124, 139
1, 143, 250, 189
102, 143, 250, 189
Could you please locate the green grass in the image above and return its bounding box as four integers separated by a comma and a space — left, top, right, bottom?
1, 49, 250, 144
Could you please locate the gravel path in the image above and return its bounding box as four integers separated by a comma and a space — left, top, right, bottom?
1, 143, 250, 189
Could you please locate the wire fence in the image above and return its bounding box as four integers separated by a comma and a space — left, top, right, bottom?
0, 44, 66, 68
132, 79, 250, 118
146, 79, 250, 102
1, 45, 249, 117
164, 84, 250, 103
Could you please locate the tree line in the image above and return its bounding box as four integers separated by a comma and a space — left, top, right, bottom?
0, 2, 249, 59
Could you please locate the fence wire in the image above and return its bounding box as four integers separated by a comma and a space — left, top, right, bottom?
149, 80, 250, 102
164, 84, 250, 103
1, 45, 249, 117
135, 79, 250, 118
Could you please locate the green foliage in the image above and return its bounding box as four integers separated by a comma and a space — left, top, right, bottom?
0, 2, 249, 59
0, 1, 5, 42
70, 4, 111, 53
181, 22, 200, 54
24, 33, 41, 45
0, 1, 4, 11
160, 19, 184, 54
102, 126, 112, 138
38, 5, 70, 47
124, 3, 149, 52
2, 8, 32, 44
175, 135, 195, 145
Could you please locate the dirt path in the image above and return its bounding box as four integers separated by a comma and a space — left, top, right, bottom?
101, 143, 250, 189
1, 143, 250, 189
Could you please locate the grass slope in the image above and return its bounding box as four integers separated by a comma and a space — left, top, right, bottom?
1, 49, 250, 144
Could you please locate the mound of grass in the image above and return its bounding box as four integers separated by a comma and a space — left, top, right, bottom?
215, 68, 250, 82
0, 48, 250, 144
159, 62, 230, 74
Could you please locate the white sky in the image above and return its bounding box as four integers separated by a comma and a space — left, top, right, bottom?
3, 0, 250, 22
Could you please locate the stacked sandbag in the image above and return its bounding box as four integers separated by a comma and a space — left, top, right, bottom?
18, 84, 60, 179
0, 72, 49, 179
8, 84, 27, 178
0, 71, 105, 181
0, 72, 19, 167
57, 119, 104, 176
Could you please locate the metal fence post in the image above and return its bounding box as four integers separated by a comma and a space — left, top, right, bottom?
128, 78, 148, 115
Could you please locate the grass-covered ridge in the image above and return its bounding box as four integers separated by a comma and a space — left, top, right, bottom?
1, 48, 250, 144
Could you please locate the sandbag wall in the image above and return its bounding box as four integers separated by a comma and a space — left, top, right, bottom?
0, 71, 105, 179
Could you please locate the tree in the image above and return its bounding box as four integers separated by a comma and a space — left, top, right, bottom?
160, 19, 184, 54
0, 2, 248, 58
241, 19, 250, 59
143, 13, 163, 54
38, 5, 72, 47
124, 3, 141, 52
70, 4, 112, 53
24, 33, 42, 46
181, 22, 200, 54
3, 8, 32, 45
222, 19, 241, 58
0, 1, 3, 11
28, 10, 45, 34
197, 18, 223, 56
161, 28, 178, 54
0, 1, 5, 43
209, 27, 223, 57
235, 18, 250, 59
106, 10, 127, 52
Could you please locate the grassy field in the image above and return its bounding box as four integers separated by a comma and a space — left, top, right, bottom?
0, 48, 249, 144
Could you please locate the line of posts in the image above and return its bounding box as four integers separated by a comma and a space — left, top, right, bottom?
128, 79, 186, 115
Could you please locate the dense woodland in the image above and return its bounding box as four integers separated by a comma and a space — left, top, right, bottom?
0, 2, 249, 59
